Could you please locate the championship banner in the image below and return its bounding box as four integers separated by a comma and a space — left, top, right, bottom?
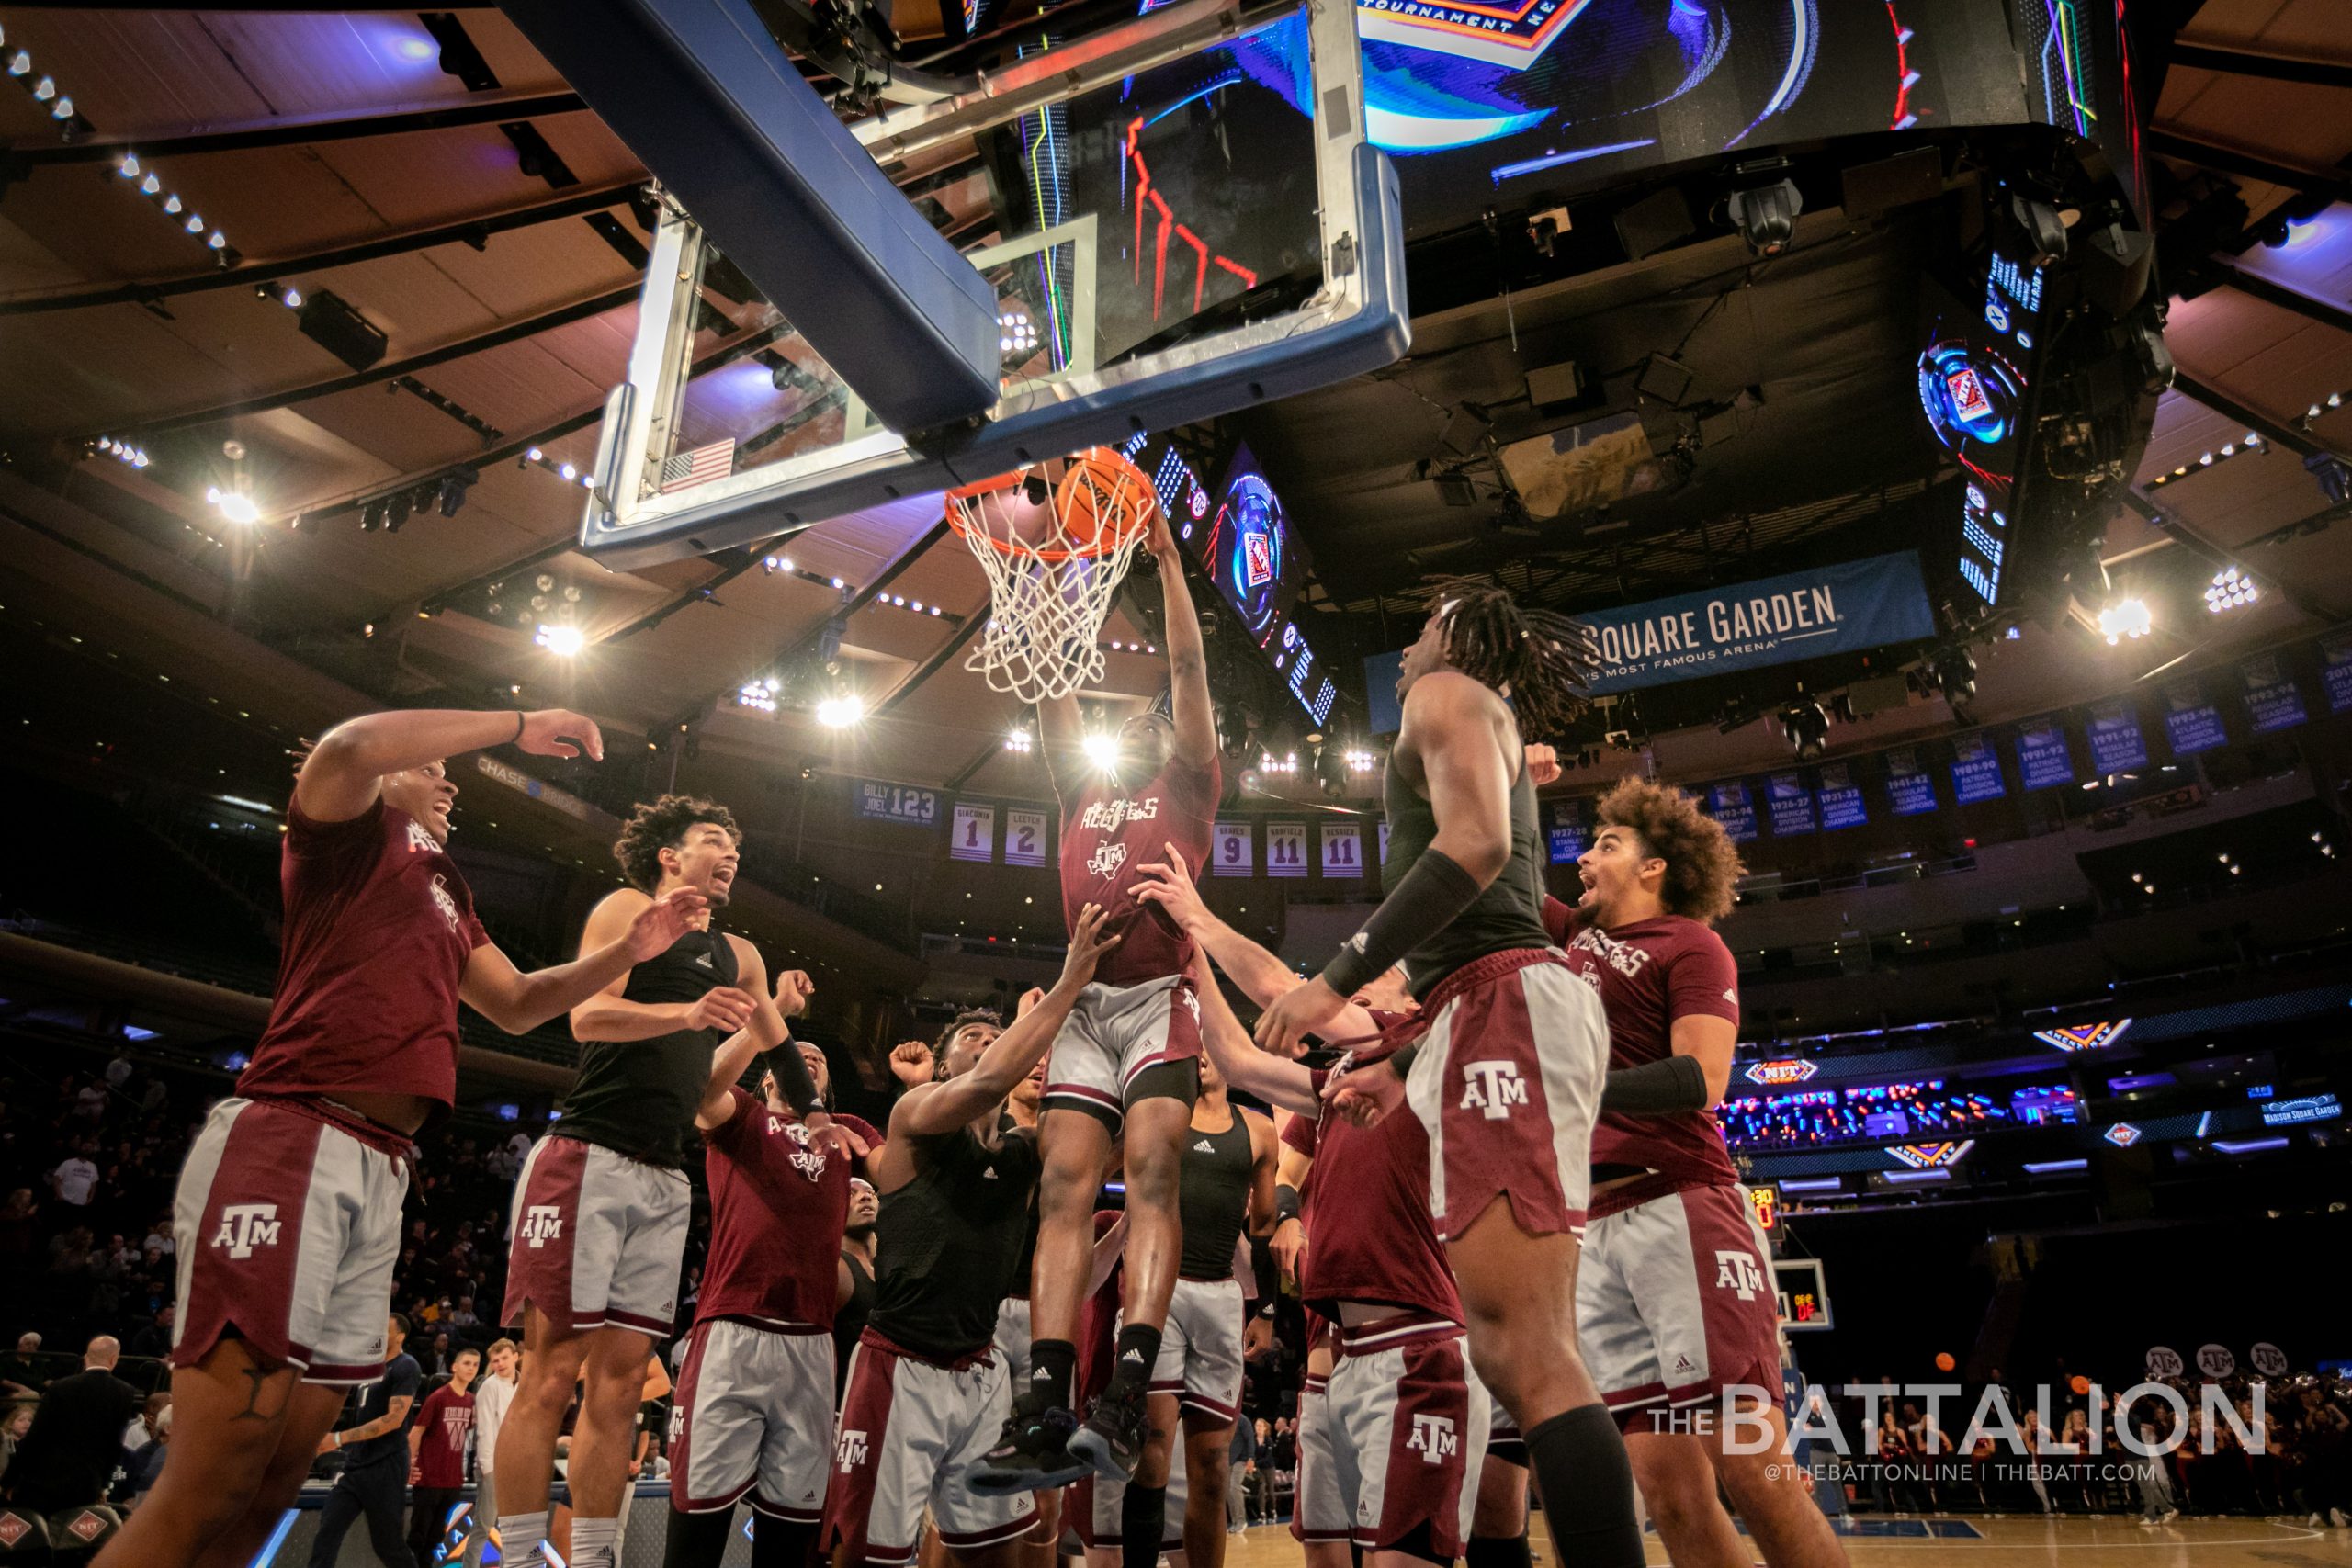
2164, 681, 2227, 757
2016, 720, 2075, 791
2240, 655, 2307, 734
948, 802, 995, 863
1266, 822, 1308, 877
1950, 733, 2005, 804
1577, 553, 1937, 695
1706, 782, 1758, 843
2086, 700, 2149, 774
1004, 807, 1049, 867
1885, 748, 1939, 816
855, 778, 939, 824
1210, 821, 1254, 876
1819, 762, 1866, 830
1320, 820, 1364, 877
2324, 632, 2352, 715
1766, 772, 1816, 836
1546, 798, 1589, 863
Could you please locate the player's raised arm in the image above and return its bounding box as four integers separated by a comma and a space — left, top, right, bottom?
297, 707, 603, 824
890, 905, 1120, 1136
1190, 951, 1322, 1117
1145, 505, 1216, 766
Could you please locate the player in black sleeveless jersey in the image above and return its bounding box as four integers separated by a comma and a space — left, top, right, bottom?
824, 907, 1119, 1568
498, 795, 834, 1568
1261, 580, 1646, 1568
1116, 1047, 1274, 1568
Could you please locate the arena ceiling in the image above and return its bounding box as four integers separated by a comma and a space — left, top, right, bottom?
0, 0, 2348, 838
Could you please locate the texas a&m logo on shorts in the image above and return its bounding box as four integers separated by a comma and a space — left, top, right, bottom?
1459, 1061, 1528, 1120
1714, 1248, 1767, 1301
835, 1429, 869, 1472
1407, 1414, 1458, 1464
518, 1204, 565, 1248
211, 1202, 282, 1259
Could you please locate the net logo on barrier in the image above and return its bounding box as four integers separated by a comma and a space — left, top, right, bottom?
1745, 1059, 1817, 1086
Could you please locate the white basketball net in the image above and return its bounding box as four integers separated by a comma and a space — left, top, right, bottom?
950, 471, 1152, 704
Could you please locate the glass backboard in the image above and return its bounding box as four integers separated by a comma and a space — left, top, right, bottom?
579, 0, 1405, 567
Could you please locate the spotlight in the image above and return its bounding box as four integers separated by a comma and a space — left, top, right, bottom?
436, 467, 478, 518
1004, 728, 1033, 752
30, 74, 52, 100
1780, 702, 1829, 761
2205, 566, 2258, 614
361, 502, 387, 532
1081, 733, 1119, 771
214, 491, 260, 525
2098, 598, 2152, 645
536, 623, 585, 656
383, 492, 413, 534
1725, 178, 1802, 256
815, 693, 864, 728
1930, 646, 1978, 705
999, 305, 1040, 365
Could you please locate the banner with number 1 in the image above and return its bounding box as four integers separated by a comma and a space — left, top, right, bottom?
949, 802, 995, 863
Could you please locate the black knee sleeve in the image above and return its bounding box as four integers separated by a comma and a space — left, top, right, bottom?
1465, 1533, 1532, 1568
1125, 1057, 1200, 1110
664, 1505, 741, 1568
752, 1511, 820, 1568
1525, 1404, 1645, 1568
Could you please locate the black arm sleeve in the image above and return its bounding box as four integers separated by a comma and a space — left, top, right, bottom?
1600, 1054, 1709, 1115
1250, 1235, 1278, 1306
1319, 849, 1483, 998
765, 1030, 821, 1118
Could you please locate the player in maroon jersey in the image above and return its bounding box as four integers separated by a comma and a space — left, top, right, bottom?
97, 706, 704, 1568
1185, 952, 1488, 1568
1544, 779, 1848, 1568
1264, 580, 1645, 1568
975, 502, 1219, 1492
664, 968, 882, 1568
409, 1347, 481, 1568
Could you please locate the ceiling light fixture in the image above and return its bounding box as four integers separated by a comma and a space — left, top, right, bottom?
2097, 598, 2151, 645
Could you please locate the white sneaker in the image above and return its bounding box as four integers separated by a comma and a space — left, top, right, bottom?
2160, 1509, 2177, 1523
2332, 1508, 2349, 1528
2309, 1513, 2325, 1528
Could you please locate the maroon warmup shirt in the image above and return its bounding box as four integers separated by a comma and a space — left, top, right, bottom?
1056, 753, 1218, 988
1283, 1052, 1463, 1325
695, 1089, 879, 1329
1543, 897, 1741, 1186
236, 800, 489, 1110
413, 1383, 475, 1489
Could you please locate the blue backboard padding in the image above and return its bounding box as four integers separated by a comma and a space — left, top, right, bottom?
582, 145, 1410, 566
499, 0, 1001, 433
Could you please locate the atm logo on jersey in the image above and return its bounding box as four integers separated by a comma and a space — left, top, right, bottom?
1408, 1414, 1458, 1463
1459, 1061, 1528, 1120
211, 1203, 282, 1259
836, 1430, 869, 1472
518, 1205, 565, 1247
1714, 1249, 1768, 1301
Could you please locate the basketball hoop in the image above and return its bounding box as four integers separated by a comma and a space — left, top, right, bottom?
947, 447, 1157, 704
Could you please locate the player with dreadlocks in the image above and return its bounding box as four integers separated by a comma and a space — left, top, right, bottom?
1258, 578, 1645, 1568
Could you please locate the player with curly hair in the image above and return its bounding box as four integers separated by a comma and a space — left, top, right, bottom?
497, 795, 835, 1568
1544, 777, 1848, 1568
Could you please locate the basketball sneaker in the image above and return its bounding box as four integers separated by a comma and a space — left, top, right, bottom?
1069, 1386, 1148, 1480
969, 1399, 1091, 1495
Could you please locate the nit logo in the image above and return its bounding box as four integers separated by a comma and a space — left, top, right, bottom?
1407, 1414, 1458, 1464
836, 1430, 869, 1472
1243, 533, 1273, 590
1458, 1061, 1527, 1121
518, 1205, 564, 1247
1713, 1249, 1767, 1302
0, 1514, 30, 1549
211, 1202, 282, 1259
66, 1511, 107, 1543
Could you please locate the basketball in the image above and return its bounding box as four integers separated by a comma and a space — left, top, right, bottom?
1936, 1352, 1957, 1371
1057, 448, 1156, 552
2071, 1374, 2091, 1395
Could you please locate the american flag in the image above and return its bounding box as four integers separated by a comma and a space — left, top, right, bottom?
659, 437, 735, 493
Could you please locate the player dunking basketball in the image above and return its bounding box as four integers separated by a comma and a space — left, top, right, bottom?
1546, 780, 1849, 1568
975, 502, 1219, 1492
1261, 580, 1646, 1567
97, 707, 703, 1568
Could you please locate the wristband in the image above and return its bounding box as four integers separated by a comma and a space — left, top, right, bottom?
1318, 848, 1483, 998
1259, 1303, 1278, 1319
1274, 1183, 1303, 1224
334, 1432, 344, 1449
511, 710, 526, 744
1386, 1042, 1421, 1082
1600, 1054, 1709, 1115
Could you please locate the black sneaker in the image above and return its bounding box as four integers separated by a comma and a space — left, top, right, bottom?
1069, 1387, 1148, 1480
967, 1402, 1091, 1495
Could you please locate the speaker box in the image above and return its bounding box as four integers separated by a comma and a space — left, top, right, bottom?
2082, 223, 2156, 318
1614, 186, 1694, 260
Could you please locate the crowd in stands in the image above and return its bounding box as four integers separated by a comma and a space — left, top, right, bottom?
1718, 1081, 2082, 1150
